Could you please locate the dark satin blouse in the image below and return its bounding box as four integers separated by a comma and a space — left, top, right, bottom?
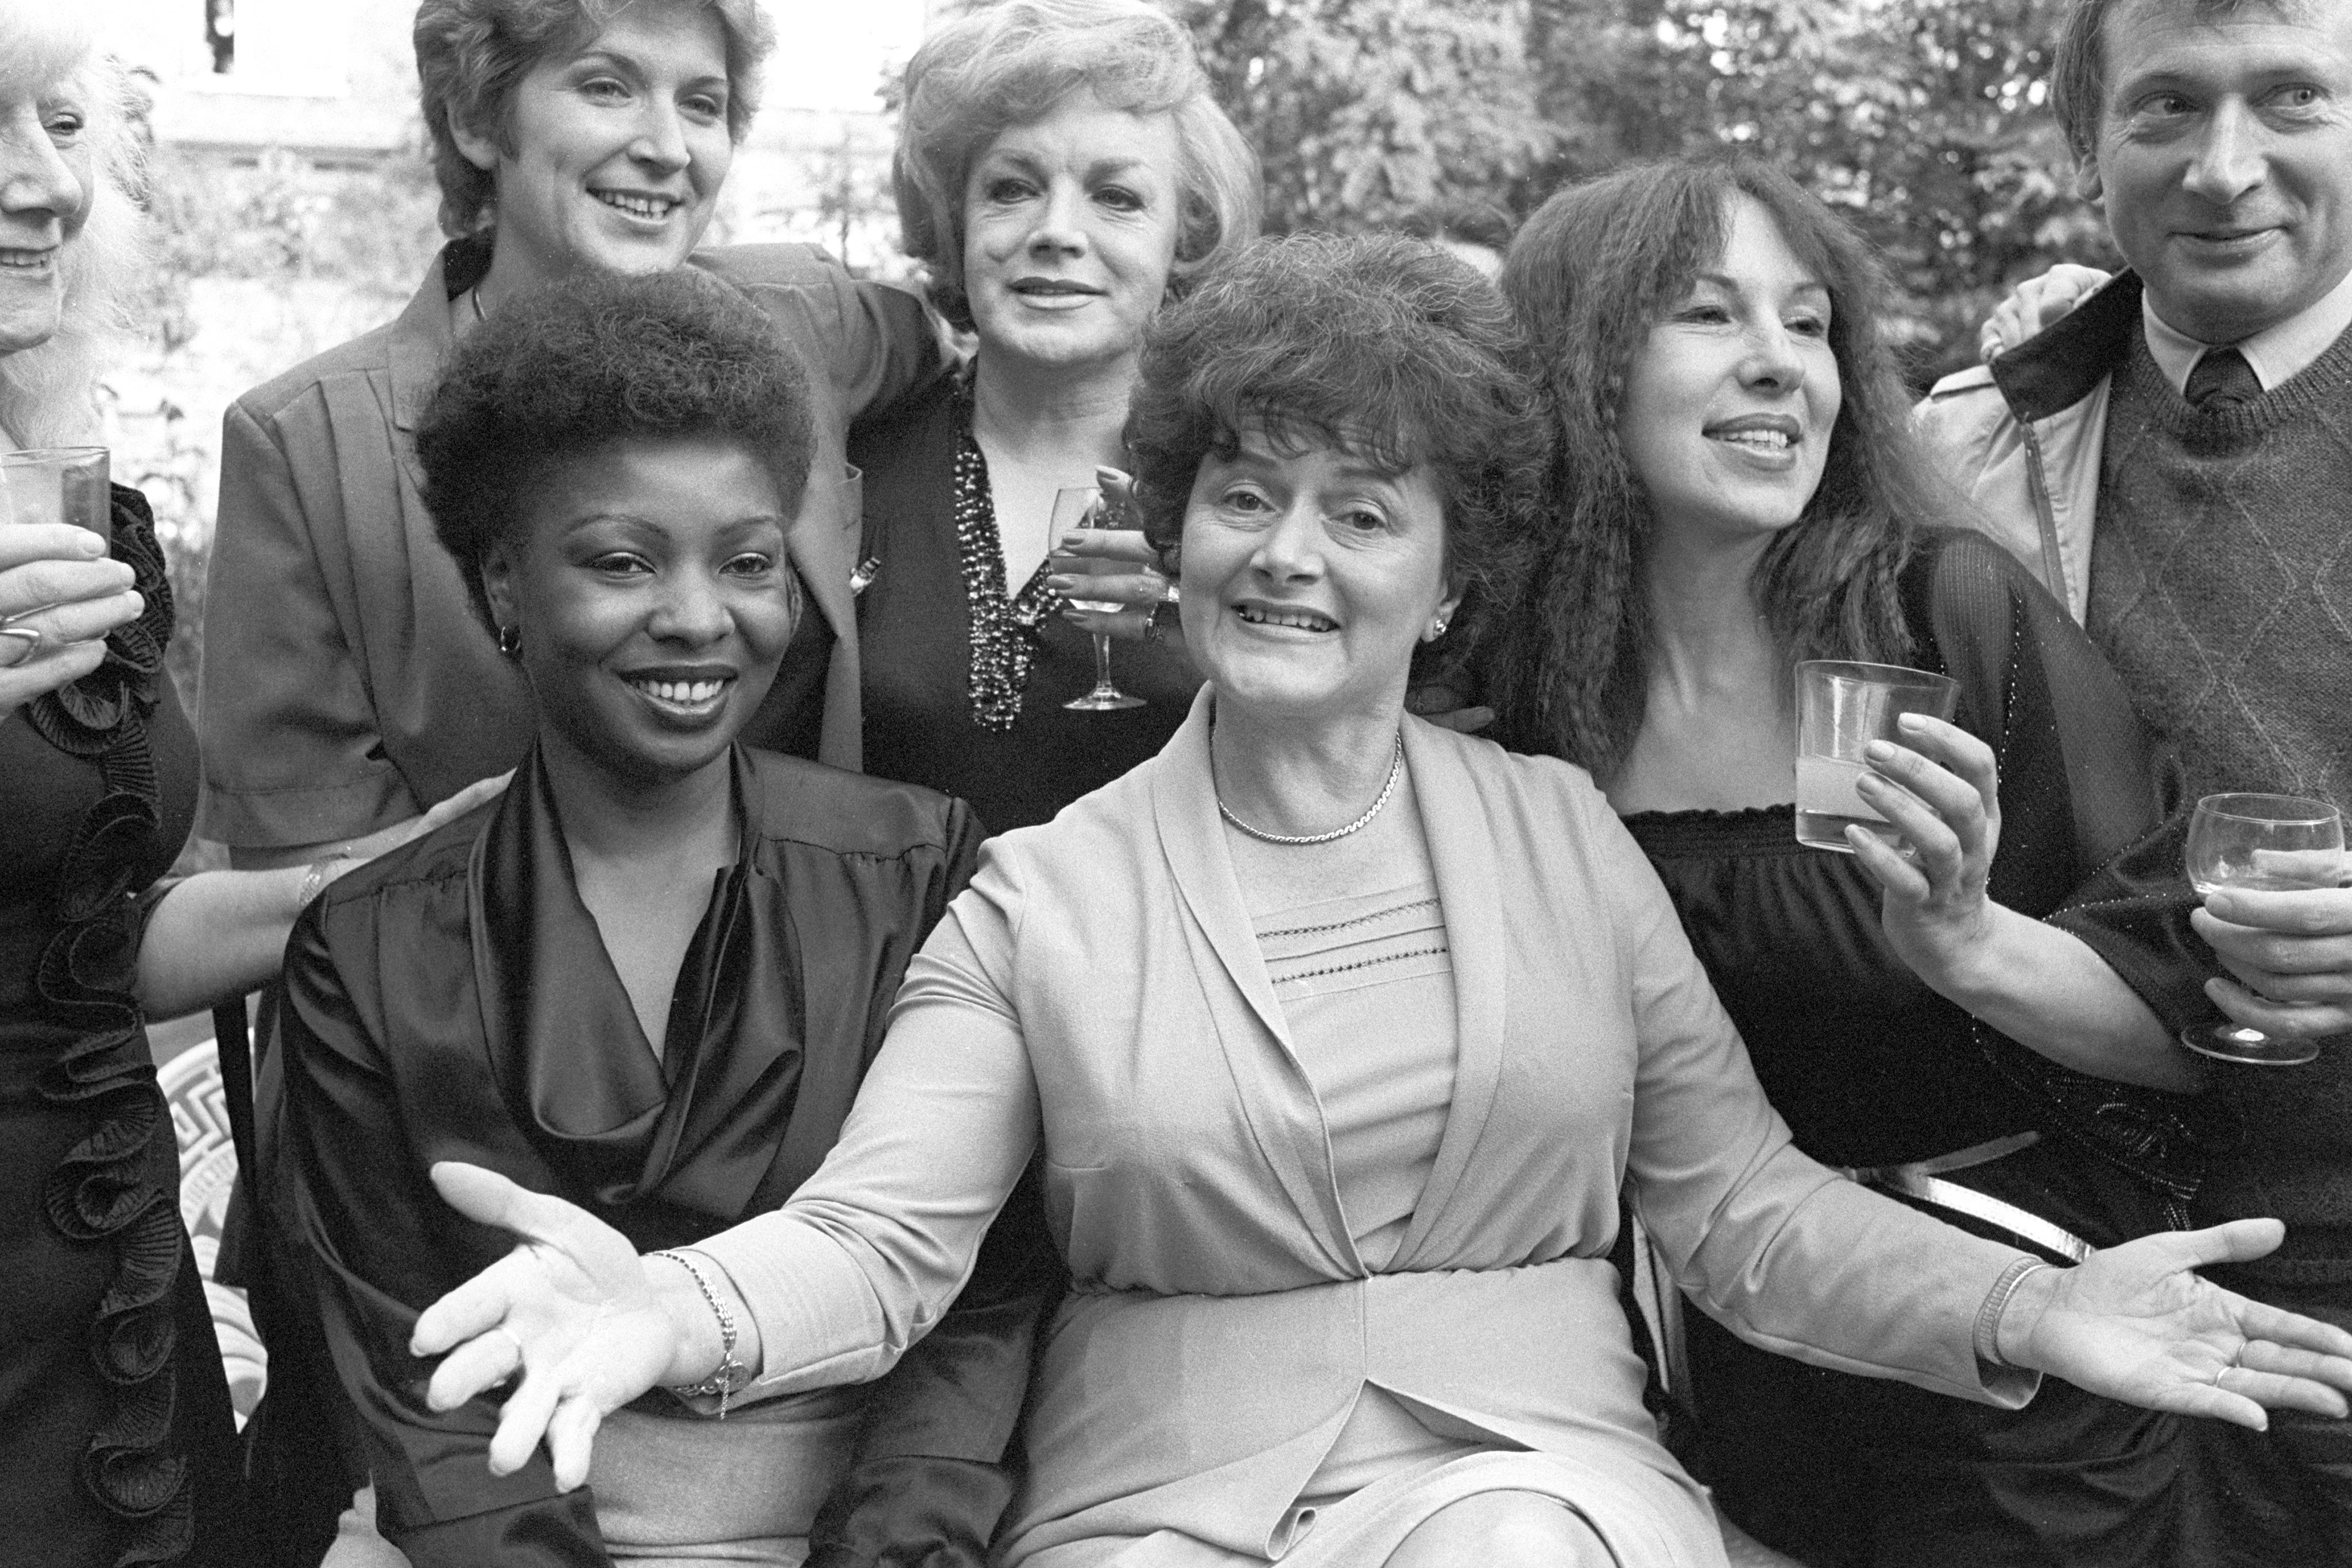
269, 744, 1056, 1567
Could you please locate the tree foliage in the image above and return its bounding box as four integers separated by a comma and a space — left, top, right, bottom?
1183, 0, 2119, 382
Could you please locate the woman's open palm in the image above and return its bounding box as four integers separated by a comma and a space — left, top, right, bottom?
410, 1163, 688, 1488
2020, 1219, 2352, 1429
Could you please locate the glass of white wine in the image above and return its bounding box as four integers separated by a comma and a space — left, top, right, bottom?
1056, 485, 1144, 712
2182, 792, 2348, 1066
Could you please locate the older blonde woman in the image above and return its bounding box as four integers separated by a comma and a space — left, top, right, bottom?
399, 237, 2352, 1568
0, 8, 483, 1562
196, 0, 941, 873
849, 0, 1259, 831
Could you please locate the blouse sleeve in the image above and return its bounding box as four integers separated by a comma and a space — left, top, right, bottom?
198, 396, 414, 849
1908, 531, 2208, 1193
807, 803, 1066, 1568
1596, 789, 2041, 1406
1910, 528, 2211, 1031
694, 846, 1045, 1403
273, 893, 615, 1567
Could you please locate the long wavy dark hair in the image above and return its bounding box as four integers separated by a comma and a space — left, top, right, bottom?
1486, 153, 1971, 777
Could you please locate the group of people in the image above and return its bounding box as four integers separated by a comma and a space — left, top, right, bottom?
8, 0, 2352, 1565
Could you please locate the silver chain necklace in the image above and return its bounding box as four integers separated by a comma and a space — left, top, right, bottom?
1216, 734, 1405, 847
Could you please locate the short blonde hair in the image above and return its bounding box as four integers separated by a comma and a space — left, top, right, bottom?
0, 4, 147, 448
413, 0, 776, 239
895, 0, 1261, 332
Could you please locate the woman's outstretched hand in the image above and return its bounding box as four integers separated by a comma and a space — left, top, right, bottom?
1846, 713, 2001, 982
410, 1163, 719, 1490
2005, 1219, 2352, 1428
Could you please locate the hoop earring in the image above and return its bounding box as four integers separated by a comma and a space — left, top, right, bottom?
496, 624, 521, 658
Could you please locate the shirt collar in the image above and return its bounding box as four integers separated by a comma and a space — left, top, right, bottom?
2142, 262, 2352, 394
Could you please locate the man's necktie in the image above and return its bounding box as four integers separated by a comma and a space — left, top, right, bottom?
2185, 347, 2262, 409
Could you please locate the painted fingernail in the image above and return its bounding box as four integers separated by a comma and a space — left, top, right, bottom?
1863, 741, 1894, 764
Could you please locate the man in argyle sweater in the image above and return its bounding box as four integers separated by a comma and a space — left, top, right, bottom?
1917, 1, 2352, 1559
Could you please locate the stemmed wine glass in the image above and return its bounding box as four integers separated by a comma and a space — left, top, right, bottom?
2182, 792, 2348, 1066
1057, 485, 1144, 711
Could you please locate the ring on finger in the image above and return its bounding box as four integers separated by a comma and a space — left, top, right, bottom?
0, 625, 41, 665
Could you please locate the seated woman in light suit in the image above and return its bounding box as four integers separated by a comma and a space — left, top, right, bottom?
400, 238, 2352, 1568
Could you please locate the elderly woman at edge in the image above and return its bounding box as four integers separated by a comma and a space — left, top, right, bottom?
846, 0, 1258, 833
397, 236, 2350, 1568
0, 10, 486, 1563
196, 0, 941, 876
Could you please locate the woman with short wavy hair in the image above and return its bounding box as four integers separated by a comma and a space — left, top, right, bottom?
196, 0, 941, 872
848, 0, 1263, 834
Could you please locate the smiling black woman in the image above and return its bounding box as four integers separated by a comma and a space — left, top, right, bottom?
263, 272, 1055, 1568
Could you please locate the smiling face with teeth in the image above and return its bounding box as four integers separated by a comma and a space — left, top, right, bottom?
1178, 427, 1463, 727
482, 434, 796, 792
1618, 195, 1842, 556
0, 52, 95, 357
453, 3, 732, 304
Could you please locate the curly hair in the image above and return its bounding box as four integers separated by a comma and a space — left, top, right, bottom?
415, 270, 814, 633
1123, 233, 1552, 677
894, 0, 1260, 333
413, 0, 774, 239
1486, 152, 1972, 778
0, 9, 148, 448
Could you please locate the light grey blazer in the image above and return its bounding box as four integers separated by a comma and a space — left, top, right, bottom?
698, 690, 2037, 1566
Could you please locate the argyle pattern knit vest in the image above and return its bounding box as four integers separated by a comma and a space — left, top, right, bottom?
2093, 328, 2352, 1283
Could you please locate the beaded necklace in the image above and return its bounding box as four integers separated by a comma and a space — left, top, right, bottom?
952, 380, 1066, 732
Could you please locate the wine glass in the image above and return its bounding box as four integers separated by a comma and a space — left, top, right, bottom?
2182, 792, 2349, 1066
1057, 485, 1144, 712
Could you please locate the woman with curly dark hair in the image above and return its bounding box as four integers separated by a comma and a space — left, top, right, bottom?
1485, 153, 2219, 1565
384, 235, 2352, 1568
266, 271, 1054, 1567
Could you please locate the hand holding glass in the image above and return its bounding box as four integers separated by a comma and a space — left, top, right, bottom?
1794, 660, 1962, 854
2182, 793, 2348, 1067
1058, 485, 1144, 711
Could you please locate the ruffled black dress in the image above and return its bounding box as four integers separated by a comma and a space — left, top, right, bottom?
0, 486, 245, 1566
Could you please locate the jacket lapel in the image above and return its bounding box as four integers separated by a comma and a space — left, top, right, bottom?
1149, 691, 1357, 1269
1391, 719, 1510, 1265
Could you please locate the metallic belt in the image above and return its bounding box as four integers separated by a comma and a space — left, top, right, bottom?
1836, 1130, 2096, 1266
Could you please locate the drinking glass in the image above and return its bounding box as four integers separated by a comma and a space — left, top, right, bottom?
1793, 659, 1961, 854
0, 447, 109, 540
2181, 792, 2348, 1066
1057, 485, 1144, 711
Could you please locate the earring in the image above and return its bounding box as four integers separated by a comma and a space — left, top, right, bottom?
496, 624, 521, 657
1426, 617, 1450, 641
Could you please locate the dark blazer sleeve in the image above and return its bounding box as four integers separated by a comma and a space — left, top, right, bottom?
199, 392, 415, 847
273, 886, 616, 1568
806, 797, 1066, 1568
